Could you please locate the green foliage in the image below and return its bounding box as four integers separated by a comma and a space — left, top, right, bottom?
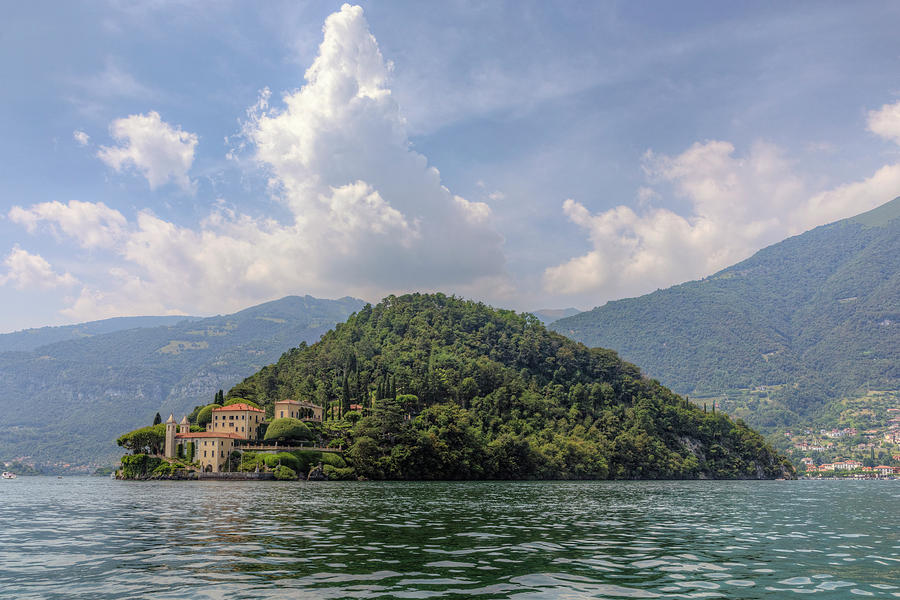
262, 452, 301, 472
195, 404, 219, 427
119, 454, 162, 479
319, 452, 346, 468
224, 397, 260, 409
264, 418, 312, 443
322, 464, 356, 480
273, 465, 297, 480
554, 198, 900, 434
230, 293, 789, 480
116, 424, 166, 455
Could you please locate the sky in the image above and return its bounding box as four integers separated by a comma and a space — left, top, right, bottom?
1, 1, 900, 332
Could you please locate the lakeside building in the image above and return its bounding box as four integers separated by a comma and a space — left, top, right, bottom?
274, 399, 324, 422
164, 401, 319, 472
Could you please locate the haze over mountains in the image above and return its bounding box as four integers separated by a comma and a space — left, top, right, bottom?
553, 197, 900, 432
0, 296, 364, 468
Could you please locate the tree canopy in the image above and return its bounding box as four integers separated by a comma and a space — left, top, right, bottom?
230, 293, 791, 480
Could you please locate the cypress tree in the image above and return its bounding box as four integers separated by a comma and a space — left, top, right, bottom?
153, 412, 162, 426
342, 373, 351, 417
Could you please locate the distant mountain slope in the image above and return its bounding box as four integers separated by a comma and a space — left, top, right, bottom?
0, 315, 202, 353
553, 197, 900, 430
0, 295, 364, 468
530, 308, 581, 324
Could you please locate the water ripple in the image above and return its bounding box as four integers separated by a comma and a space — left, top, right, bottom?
0, 478, 896, 598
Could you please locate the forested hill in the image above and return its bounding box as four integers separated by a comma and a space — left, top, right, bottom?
228, 293, 791, 480
0, 295, 364, 468
553, 197, 900, 431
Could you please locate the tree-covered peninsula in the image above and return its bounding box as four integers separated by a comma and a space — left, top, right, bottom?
225, 293, 792, 480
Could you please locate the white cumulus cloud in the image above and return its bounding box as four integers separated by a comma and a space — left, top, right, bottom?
0, 246, 78, 291
12, 4, 506, 322
867, 99, 900, 145
73, 130, 90, 146
545, 132, 900, 299
98, 111, 198, 191
9, 200, 127, 249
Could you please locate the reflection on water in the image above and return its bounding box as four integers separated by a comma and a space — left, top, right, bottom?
0, 478, 897, 599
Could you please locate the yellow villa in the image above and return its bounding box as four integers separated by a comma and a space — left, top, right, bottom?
164, 400, 322, 472
274, 399, 324, 422
209, 403, 266, 439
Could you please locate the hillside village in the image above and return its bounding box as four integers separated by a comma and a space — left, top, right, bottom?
780, 405, 900, 477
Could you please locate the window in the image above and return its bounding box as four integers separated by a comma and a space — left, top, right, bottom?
203, 451, 207, 457
280, 411, 284, 418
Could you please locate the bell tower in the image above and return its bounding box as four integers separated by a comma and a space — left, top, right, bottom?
164, 414, 177, 458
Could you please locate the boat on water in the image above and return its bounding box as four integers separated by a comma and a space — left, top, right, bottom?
2, 471, 16, 479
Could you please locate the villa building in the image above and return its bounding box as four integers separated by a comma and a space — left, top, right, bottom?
274, 399, 324, 422
209, 403, 265, 439
163, 399, 322, 472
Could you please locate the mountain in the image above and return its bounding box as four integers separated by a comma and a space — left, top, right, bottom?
530, 307, 581, 324
0, 315, 202, 353
226, 293, 791, 480
0, 295, 365, 469
553, 197, 900, 432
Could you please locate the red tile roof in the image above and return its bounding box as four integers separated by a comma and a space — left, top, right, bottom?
213, 403, 264, 413
175, 432, 244, 439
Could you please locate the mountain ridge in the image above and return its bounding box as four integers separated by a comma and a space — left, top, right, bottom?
0, 295, 365, 469
553, 197, 900, 432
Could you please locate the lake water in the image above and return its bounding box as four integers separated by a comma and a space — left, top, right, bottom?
0, 478, 897, 599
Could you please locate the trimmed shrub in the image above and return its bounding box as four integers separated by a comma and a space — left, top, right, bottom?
264, 418, 312, 443
273, 465, 298, 480
195, 404, 220, 427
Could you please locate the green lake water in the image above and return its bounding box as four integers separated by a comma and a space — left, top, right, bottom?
0, 478, 897, 598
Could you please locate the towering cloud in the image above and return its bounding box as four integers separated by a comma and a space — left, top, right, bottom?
9, 4, 505, 321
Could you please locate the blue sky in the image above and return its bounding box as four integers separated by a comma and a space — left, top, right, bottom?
2, 1, 899, 332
